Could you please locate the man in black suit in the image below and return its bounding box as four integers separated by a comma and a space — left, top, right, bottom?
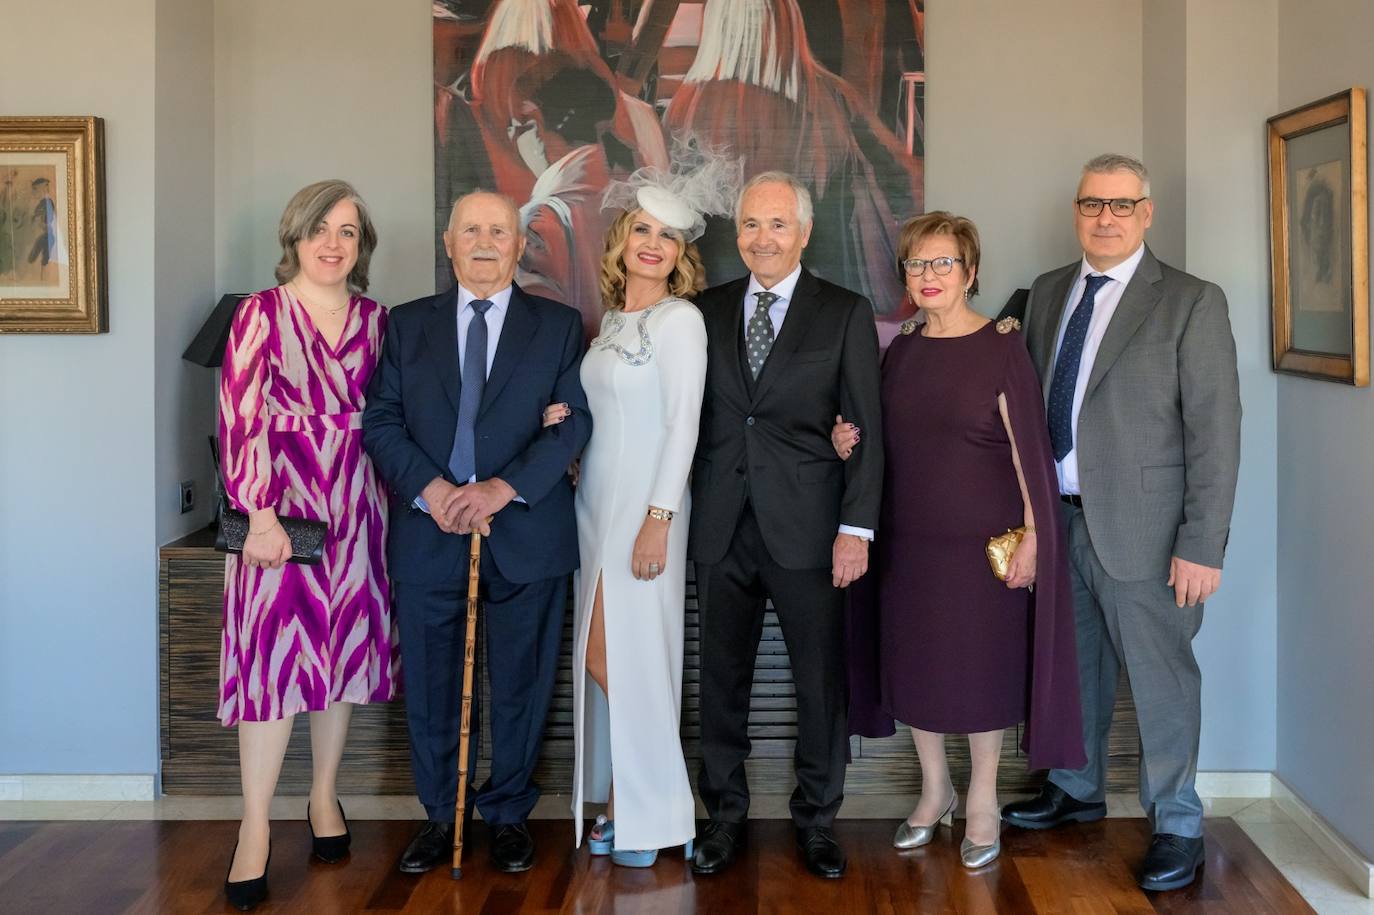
363, 191, 590, 875
689, 171, 883, 879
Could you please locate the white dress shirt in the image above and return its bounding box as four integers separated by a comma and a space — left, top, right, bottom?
416, 284, 523, 511
743, 264, 874, 542
457, 283, 512, 380
1051, 243, 1146, 494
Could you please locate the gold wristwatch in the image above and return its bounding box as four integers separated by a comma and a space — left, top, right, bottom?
647, 507, 674, 522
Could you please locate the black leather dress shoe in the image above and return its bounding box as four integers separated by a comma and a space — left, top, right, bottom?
796, 826, 846, 878
1139, 833, 1204, 891
398, 821, 454, 874
1001, 783, 1107, 830
690, 820, 744, 875
490, 823, 535, 873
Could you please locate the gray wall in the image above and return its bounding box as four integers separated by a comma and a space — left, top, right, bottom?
925, 0, 1143, 311
155, 0, 217, 543
0, 0, 160, 773
1274, 0, 1374, 861
213, 0, 434, 307
1181, 0, 1278, 771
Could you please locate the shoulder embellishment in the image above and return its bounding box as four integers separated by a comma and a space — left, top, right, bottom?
899, 318, 918, 336
996, 317, 1022, 334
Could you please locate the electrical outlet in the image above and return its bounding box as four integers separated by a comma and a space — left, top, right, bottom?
179, 480, 196, 514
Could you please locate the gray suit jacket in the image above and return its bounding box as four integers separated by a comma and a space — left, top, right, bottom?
1024, 245, 1241, 582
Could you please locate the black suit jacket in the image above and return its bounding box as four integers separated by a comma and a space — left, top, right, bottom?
363, 284, 591, 584
688, 269, 883, 569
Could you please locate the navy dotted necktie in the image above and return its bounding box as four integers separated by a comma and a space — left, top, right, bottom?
449, 298, 492, 483
1048, 274, 1111, 461
747, 291, 779, 378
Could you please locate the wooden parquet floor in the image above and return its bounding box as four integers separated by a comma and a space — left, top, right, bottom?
0, 817, 1313, 914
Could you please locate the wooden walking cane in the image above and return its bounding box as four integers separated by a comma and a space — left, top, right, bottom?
452, 526, 483, 879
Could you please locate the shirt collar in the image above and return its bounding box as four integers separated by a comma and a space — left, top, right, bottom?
457, 283, 513, 315
1078, 243, 1145, 286
746, 264, 803, 305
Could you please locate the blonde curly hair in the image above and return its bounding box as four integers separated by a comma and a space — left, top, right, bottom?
599, 209, 706, 310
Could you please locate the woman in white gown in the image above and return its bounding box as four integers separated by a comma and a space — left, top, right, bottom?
544, 147, 739, 866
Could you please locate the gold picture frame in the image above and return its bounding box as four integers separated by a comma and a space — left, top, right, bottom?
0, 116, 107, 334
1267, 89, 1369, 385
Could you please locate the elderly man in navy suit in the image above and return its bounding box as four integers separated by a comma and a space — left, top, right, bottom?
364, 191, 590, 875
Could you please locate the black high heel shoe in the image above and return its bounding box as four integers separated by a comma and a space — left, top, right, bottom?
308, 799, 352, 863
225, 840, 270, 911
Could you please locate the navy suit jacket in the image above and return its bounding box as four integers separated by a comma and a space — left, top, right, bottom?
363, 284, 591, 584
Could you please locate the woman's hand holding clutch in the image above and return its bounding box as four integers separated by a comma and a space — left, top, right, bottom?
242, 510, 292, 570
1003, 530, 1037, 589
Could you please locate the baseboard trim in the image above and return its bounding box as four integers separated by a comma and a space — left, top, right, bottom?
1195, 771, 1274, 798
0, 775, 156, 802
1272, 776, 1374, 898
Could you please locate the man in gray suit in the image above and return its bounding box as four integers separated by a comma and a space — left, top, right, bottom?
1001, 154, 1241, 892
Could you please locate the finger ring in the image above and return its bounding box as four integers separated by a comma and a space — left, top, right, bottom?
648, 563, 661, 574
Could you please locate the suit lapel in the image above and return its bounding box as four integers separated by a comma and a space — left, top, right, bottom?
709, 277, 752, 402
1084, 247, 1164, 398
1034, 264, 1079, 397
751, 268, 820, 406
478, 284, 540, 420
423, 287, 462, 416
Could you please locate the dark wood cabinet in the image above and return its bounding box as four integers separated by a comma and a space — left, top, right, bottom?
159, 530, 1139, 796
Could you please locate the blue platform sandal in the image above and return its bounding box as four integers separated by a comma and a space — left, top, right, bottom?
608, 838, 694, 869
611, 847, 659, 867
588, 815, 614, 856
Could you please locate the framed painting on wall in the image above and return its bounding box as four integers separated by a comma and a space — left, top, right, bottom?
1266, 88, 1368, 385
0, 116, 107, 334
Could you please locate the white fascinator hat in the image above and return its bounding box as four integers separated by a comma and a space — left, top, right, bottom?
601, 133, 744, 242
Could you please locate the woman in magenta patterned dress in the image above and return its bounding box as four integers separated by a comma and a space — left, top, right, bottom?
218, 179, 397, 910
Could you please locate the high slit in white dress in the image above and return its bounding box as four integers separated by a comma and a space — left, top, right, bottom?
571, 296, 707, 851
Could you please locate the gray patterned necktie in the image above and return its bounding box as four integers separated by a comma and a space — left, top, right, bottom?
747, 291, 779, 378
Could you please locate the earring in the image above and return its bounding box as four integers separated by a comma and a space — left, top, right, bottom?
964, 288, 971, 301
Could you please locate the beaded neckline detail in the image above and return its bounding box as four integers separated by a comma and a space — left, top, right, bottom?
591, 298, 673, 366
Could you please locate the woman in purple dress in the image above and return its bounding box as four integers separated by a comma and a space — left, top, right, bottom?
839, 212, 1084, 869
218, 180, 397, 910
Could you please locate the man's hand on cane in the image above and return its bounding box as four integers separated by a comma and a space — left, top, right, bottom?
448, 478, 517, 536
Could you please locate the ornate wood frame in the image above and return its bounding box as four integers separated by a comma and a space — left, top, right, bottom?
0, 116, 107, 334
1267, 88, 1369, 385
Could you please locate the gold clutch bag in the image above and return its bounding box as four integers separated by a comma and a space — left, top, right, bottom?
985, 526, 1027, 581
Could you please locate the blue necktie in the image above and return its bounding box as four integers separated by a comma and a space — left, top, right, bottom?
1048, 274, 1111, 461
449, 298, 491, 484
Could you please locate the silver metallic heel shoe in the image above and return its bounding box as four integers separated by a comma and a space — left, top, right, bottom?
893, 792, 958, 849
960, 820, 1003, 868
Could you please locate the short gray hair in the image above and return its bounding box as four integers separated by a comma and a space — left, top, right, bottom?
275, 179, 377, 294
1082, 153, 1151, 197
446, 189, 522, 234
735, 170, 814, 226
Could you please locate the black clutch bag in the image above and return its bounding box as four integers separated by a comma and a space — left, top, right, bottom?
214, 496, 328, 565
